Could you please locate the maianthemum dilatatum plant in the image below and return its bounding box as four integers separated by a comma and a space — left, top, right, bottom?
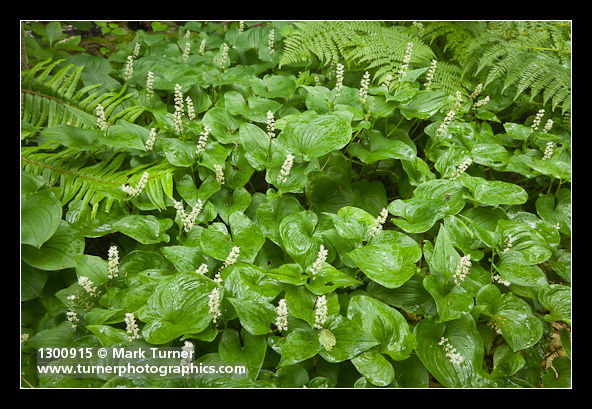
21, 20, 571, 388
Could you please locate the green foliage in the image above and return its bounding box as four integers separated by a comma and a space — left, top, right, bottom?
21, 20, 571, 389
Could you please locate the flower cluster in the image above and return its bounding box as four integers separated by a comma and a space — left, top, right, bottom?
470, 83, 483, 100
382, 74, 393, 88
107, 245, 119, 279
95, 104, 108, 131
279, 153, 295, 184
266, 111, 276, 141
121, 171, 149, 197
180, 340, 194, 367
313, 295, 328, 329
335, 63, 344, 96
238, 21, 245, 34
473, 95, 490, 109
314, 75, 321, 87
532, 108, 545, 131
214, 164, 225, 184
124, 313, 141, 341
173, 83, 184, 134
268, 29, 275, 50
195, 126, 211, 155
309, 245, 328, 279
398, 42, 414, 80
145, 128, 157, 151
195, 263, 208, 275
438, 337, 464, 364
223, 246, 241, 268
199, 39, 206, 55
208, 288, 222, 323
450, 158, 473, 180
123, 55, 134, 81
132, 42, 141, 58
78, 276, 97, 296
275, 298, 289, 332
182, 41, 191, 63
492, 274, 511, 287
21, 333, 29, 343
186, 96, 196, 120
424, 60, 437, 89
215, 246, 240, 282
542, 141, 555, 160
413, 21, 424, 36
502, 234, 516, 253
66, 310, 79, 328
370, 208, 389, 238
436, 91, 464, 139
146, 71, 155, 100
452, 254, 471, 286
173, 199, 204, 232
359, 71, 371, 103
454, 90, 464, 111
220, 43, 230, 69
542, 119, 554, 133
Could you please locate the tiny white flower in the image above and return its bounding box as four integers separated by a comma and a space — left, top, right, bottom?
398, 42, 414, 80
199, 39, 206, 55
359, 71, 371, 104
107, 245, 119, 279
219, 43, 230, 69
121, 172, 149, 197
542, 141, 555, 160
275, 298, 289, 332
492, 274, 511, 287
222, 246, 240, 269
124, 312, 141, 341
21, 333, 30, 343
473, 95, 490, 109
208, 287, 222, 323
132, 42, 141, 58
424, 60, 437, 89
502, 234, 516, 253
123, 55, 134, 81
436, 108, 456, 139
450, 157, 472, 180
78, 276, 97, 296
470, 83, 483, 100
66, 310, 79, 328
439, 337, 464, 365
369, 208, 389, 238
214, 164, 225, 184
313, 295, 328, 329
542, 119, 554, 133
185, 96, 196, 120
196, 126, 211, 155
268, 28, 275, 50
95, 104, 109, 131
266, 111, 276, 141
309, 245, 328, 279
532, 108, 545, 131
182, 41, 191, 63
335, 63, 344, 96
279, 153, 295, 184
452, 254, 471, 286
196, 263, 209, 275
145, 127, 157, 151
146, 71, 155, 100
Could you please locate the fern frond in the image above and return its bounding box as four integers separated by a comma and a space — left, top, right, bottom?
21, 59, 144, 137
21, 147, 175, 214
